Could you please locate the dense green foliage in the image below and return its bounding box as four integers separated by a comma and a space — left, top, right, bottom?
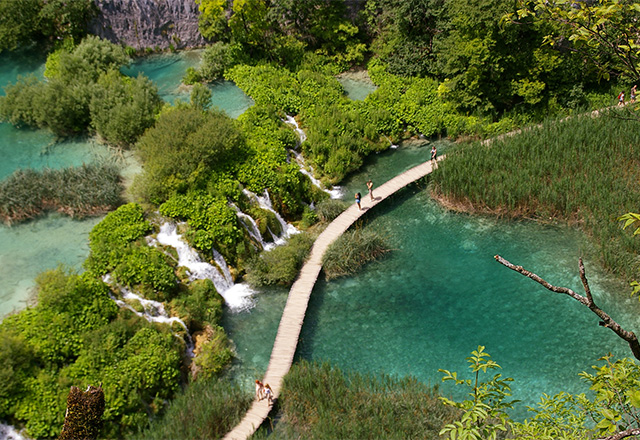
133, 377, 252, 440
322, 226, 391, 280
259, 360, 458, 439
0, 36, 161, 145
441, 348, 640, 440
0, 163, 122, 225
246, 232, 315, 287
0, 268, 183, 439
0, 0, 96, 51
431, 111, 640, 281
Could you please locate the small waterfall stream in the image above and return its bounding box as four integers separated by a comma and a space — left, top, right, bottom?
230, 203, 272, 250
155, 222, 255, 311
104, 278, 195, 357
283, 115, 343, 199
243, 189, 300, 246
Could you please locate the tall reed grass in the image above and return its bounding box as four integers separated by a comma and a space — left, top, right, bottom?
255, 360, 458, 439
322, 226, 390, 279
431, 110, 640, 280
0, 163, 122, 225
132, 377, 252, 440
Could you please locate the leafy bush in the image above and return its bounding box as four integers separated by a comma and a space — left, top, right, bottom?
111, 244, 177, 300
246, 232, 315, 286
134, 107, 246, 204
85, 203, 152, 276
322, 226, 390, 280
169, 279, 224, 332
192, 325, 233, 380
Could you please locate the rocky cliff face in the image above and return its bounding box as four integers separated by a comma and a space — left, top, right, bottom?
89, 0, 207, 50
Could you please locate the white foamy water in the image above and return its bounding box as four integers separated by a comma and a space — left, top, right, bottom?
243, 189, 300, 247
105, 282, 195, 357
0, 423, 27, 440
155, 222, 255, 311
230, 203, 273, 250
283, 115, 343, 199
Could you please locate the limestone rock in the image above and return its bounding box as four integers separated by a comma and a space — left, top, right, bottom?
89, 0, 207, 51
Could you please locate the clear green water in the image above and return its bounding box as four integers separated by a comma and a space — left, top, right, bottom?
225, 139, 640, 417
122, 52, 254, 118
0, 50, 252, 318
337, 76, 378, 101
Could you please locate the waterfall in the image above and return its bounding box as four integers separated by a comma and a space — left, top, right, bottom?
155, 222, 255, 311
230, 203, 272, 251
283, 115, 343, 199
283, 114, 307, 144
383, 134, 399, 149
106, 283, 195, 357
0, 423, 26, 440
243, 189, 300, 246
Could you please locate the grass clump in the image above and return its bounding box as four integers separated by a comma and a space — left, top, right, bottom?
314, 198, 349, 223
260, 360, 458, 439
245, 232, 315, 287
0, 163, 122, 225
430, 111, 640, 280
322, 226, 390, 280
132, 377, 252, 440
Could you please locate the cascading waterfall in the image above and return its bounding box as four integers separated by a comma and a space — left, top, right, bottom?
155, 222, 255, 311
0, 423, 26, 440
243, 189, 300, 247
283, 115, 343, 199
105, 281, 195, 357
230, 203, 273, 251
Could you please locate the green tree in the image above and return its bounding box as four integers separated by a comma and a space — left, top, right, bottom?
0, 0, 42, 51
190, 83, 212, 111
134, 107, 246, 204
438, 346, 516, 440
515, 0, 640, 82
90, 71, 163, 147
195, 0, 229, 40
365, 0, 445, 77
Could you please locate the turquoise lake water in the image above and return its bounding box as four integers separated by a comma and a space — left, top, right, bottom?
0, 51, 252, 317
2, 48, 638, 419
224, 139, 640, 417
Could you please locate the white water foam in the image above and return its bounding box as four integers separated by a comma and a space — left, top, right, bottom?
230, 203, 271, 250
0, 423, 27, 440
283, 115, 343, 199
243, 189, 301, 247
156, 223, 255, 311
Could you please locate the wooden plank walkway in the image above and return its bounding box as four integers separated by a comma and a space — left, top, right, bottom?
223, 156, 444, 440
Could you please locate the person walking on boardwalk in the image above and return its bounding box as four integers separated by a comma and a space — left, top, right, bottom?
430, 145, 438, 168
355, 192, 362, 210
631, 85, 637, 103
618, 91, 625, 105
367, 179, 374, 201
255, 380, 264, 400
264, 384, 274, 405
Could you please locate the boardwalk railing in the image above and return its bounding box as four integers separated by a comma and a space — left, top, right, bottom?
223, 156, 444, 440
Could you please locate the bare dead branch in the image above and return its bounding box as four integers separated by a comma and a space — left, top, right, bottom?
601, 428, 640, 440
494, 255, 640, 361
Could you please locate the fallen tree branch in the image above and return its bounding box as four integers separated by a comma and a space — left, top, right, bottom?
494, 255, 640, 361
601, 428, 640, 440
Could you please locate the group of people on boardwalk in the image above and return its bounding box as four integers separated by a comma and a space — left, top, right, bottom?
355, 179, 375, 210
255, 380, 273, 405
618, 85, 637, 106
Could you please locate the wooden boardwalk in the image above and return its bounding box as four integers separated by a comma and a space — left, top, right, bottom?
223, 156, 444, 440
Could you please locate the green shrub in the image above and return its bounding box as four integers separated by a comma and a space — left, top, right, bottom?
111, 245, 177, 300
85, 203, 152, 276
169, 279, 224, 332
192, 325, 233, 380
246, 232, 315, 286
314, 198, 348, 223
322, 226, 390, 279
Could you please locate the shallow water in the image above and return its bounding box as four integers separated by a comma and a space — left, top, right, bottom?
337, 76, 378, 101
0, 50, 252, 319
225, 139, 640, 418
